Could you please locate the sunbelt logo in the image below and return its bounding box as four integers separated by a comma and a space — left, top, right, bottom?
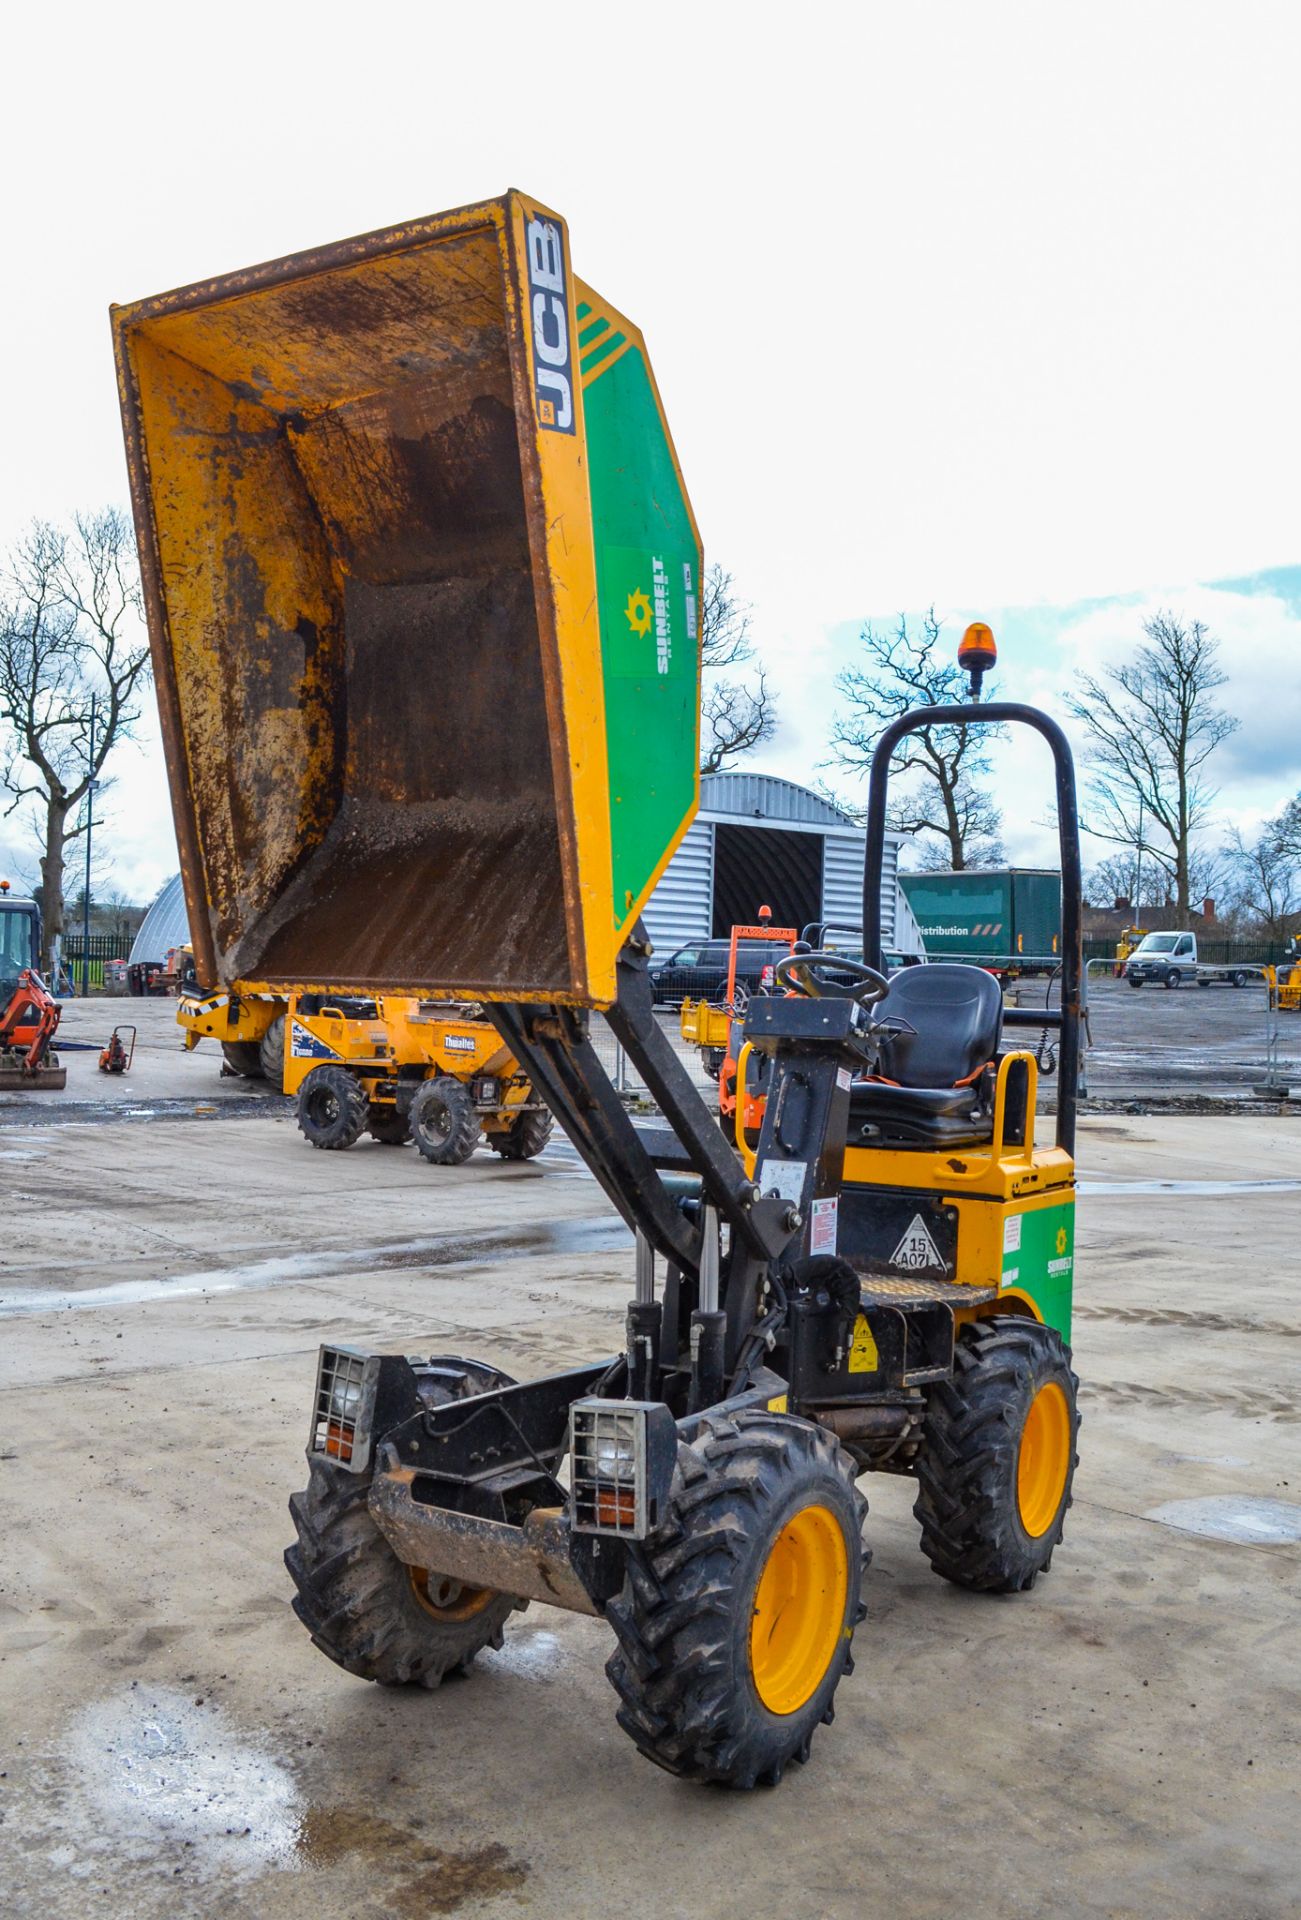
610, 546, 693, 682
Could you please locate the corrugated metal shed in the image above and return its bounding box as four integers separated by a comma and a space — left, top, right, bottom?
642, 773, 913, 954
697, 772, 853, 827
129, 873, 190, 966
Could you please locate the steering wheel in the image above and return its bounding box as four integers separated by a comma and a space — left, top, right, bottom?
774, 949, 892, 1008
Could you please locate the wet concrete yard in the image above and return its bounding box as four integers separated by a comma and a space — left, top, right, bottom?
1, 1006, 1298, 1918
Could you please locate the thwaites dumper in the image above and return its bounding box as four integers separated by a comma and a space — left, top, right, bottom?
177, 972, 551, 1161
113, 195, 1083, 1789
286, 993, 552, 1163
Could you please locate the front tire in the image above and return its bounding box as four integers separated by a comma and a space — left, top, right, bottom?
1128, 976, 1143, 988
605, 1411, 867, 1788
1164, 968, 1181, 989
297, 1064, 368, 1150
285, 1359, 521, 1686
410, 1077, 480, 1165
914, 1317, 1079, 1593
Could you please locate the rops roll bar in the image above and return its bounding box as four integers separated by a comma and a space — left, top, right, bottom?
861, 703, 1083, 1156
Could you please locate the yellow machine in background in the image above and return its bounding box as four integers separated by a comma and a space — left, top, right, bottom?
287, 993, 551, 1162
1114, 924, 1146, 975
177, 972, 288, 1088
177, 978, 551, 1161
1266, 934, 1301, 1012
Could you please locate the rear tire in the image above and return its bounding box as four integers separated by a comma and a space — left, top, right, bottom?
220, 1040, 263, 1078
1230, 970, 1246, 988
297, 1064, 368, 1150
259, 1013, 287, 1093
410, 1077, 480, 1165
914, 1317, 1079, 1593
488, 1108, 553, 1160
605, 1411, 867, 1788
285, 1358, 521, 1686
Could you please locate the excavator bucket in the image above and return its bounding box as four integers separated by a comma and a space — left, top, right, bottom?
112, 194, 701, 1007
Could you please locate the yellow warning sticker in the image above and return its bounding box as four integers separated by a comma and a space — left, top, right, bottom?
767, 1394, 788, 1413
848, 1314, 879, 1374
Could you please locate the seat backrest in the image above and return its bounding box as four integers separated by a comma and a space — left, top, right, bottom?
874, 964, 1003, 1088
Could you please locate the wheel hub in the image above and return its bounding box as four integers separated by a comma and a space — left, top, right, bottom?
407, 1563, 495, 1621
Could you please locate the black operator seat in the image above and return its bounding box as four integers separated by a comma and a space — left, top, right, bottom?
850, 964, 1004, 1146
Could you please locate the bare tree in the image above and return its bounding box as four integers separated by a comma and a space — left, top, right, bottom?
1278, 793, 1301, 859
698, 565, 774, 774
1086, 851, 1154, 910
0, 510, 150, 968
1066, 612, 1238, 916
1227, 811, 1300, 936
829, 609, 1004, 869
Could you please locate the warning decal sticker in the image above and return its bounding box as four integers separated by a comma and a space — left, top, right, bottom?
889, 1213, 946, 1272
848, 1314, 880, 1373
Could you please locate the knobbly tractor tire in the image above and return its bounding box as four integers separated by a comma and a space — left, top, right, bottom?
259, 1013, 287, 1092
286, 1359, 522, 1687
605, 1411, 867, 1789
488, 1108, 554, 1160
410, 1076, 480, 1166
297, 1064, 369, 1151
367, 1104, 411, 1146
220, 1040, 264, 1078
913, 1317, 1080, 1594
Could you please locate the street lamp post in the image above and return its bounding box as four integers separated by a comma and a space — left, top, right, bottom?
81, 692, 96, 998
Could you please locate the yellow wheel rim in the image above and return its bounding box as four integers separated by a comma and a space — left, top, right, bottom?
1017, 1381, 1071, 1537
749, 1503, 848, 1716
407, 1565, 495, 1622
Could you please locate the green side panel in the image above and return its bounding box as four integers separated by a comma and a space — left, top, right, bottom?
1002, 1199, 1074, 1339
583, 350, 700, 926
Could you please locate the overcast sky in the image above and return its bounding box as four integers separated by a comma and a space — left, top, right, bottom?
2, 2, 1299, 901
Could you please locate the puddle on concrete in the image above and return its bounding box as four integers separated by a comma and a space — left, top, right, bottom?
64, 1685, 301, 1882
1156, 1452, 1251, 1469
1081, 1177, 1301, 1197
297, 1806, 527, 1916
1144, 1496, 1301, 1544
0, 1214, 630, 1316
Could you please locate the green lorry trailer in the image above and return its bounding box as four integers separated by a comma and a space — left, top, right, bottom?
899, 868, 1061, 974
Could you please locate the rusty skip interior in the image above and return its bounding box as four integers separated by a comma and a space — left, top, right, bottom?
120, 221, 575, 997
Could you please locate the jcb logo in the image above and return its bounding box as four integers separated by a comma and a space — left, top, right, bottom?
525, 216, 575, 434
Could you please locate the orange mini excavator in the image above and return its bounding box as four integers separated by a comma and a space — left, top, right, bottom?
0, 883, 66, 1089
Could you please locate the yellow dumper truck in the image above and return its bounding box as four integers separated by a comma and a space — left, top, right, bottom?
177, 979, 550, 1160
114, 191, 1082, 1789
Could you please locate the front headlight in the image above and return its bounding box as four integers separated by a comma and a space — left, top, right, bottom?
329, 1375, 364, 1423
591, 1428, 638, 1481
